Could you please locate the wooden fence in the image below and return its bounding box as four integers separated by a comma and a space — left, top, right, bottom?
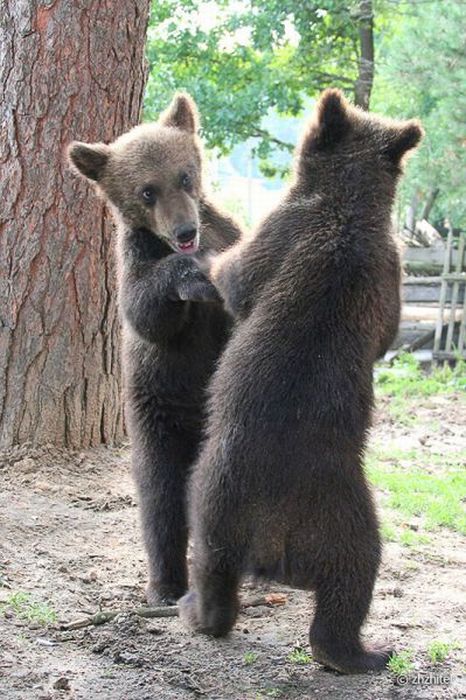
433, 227, 466, 362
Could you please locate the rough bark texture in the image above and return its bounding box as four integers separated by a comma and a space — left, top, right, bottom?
354, 0, 374, 110
0, 0, 150, 449
421, 187, 440, 222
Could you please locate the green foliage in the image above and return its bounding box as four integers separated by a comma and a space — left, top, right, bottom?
367, 442, 466, 535
427, 640, 460, 664
380, 519, 431, 547
146, 1, 464, 225
375, 354, 466, 397
287, 647, 312, 664
145, 0, 368, 163
388, 650, 414, 676
244, 651, 259, 665
372, 0, 466, 228
1, 591, 57, 626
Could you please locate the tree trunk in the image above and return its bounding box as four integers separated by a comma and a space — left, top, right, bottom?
421, 187, 440, 222
354, 0, 374, 110
0, 0, 150, 450
405, 191, 421, 235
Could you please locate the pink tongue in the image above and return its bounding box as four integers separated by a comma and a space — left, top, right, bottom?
180, 241, 193, 250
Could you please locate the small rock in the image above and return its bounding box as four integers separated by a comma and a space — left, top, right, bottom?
53, 676, 71, 690
113, 650, 143, 666
28, 622, 42, 630
146, 623, 163, 635
16, 457, 36, 472
81, 569, 97, 584
92, 639, 110, 654
243, 605, 269, 618
393, 587, 403, 598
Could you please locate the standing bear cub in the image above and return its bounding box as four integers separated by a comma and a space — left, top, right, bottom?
179, 90, 422, 673
68, 94, 242, 605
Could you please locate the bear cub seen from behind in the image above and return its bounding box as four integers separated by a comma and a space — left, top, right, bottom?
179, 89, 423, 674
68, 94, 242, 605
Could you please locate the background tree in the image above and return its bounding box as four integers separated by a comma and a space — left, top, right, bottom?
145, 0, 376, 166
145, 0, 464, 231
372, 0, 466, 230
0, 0, 150, 449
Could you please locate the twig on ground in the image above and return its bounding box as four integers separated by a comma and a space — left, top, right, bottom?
60, 592, 288, 630
60, 606, 178, 630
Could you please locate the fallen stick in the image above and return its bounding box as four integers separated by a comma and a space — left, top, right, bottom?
60, 593, 287, 630
61, 606, 178, 630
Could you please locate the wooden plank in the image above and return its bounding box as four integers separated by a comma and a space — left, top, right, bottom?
433, 350, 466, 361
402, 283, 464, 304
403, 246, 461, 266
458, 249, 466, 355
404, 276, 442, 284
445, 233, 465, 353
390, 329, 436, 363
433, 225, 453, 358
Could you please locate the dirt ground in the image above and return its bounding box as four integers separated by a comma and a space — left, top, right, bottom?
1, 398, 465, 700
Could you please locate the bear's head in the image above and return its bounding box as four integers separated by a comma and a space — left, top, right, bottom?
296, 88, 423, 198
68, 93, 203, 254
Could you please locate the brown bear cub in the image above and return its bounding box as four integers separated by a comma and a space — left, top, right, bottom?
68, 94, 242, 605
179, 89, 422, 673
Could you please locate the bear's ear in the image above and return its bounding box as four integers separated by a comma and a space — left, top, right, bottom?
303, 89, 351, 152
159, 92, 199, 134
68, 141, 110, 182
383, 120, 424, 163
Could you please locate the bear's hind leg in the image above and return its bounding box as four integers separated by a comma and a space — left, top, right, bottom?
132, 423, 198, 605
179, 472, 248, 636
179, 555, 241, 637
308, 478, 393, 674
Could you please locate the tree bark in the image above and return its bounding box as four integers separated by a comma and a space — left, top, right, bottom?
354, 0, 374, 110
0, 0, 150, 449
421, 187, 440, 222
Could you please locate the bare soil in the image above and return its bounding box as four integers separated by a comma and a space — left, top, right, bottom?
1, 397, 465, 700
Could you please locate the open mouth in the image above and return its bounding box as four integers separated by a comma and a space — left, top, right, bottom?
175, 232, 199, 254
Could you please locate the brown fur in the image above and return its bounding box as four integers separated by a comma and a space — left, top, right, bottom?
68, 94, 242, 605
179, 90, 423, 673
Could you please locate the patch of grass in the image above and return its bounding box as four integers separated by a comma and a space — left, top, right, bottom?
287, 647, 312, 664
388, 650, 414, 676
375, 354, 466, 398
244, 651, 258, 665
427, 640, 460, 664
380, 519, 431, 546
367, 455, 466, 535
259, 689, 284, 699
398, 529, 431, 547
1, 591, 57, 626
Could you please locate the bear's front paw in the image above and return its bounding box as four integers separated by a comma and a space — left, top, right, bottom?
177, 279, 221, 303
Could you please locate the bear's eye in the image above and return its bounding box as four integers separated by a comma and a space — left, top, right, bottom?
181, 173, 192, 190
141, 186, 157, 205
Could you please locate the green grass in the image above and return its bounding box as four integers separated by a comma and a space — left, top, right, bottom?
375, 354, 466, 397
388, 650, 414, 676
244, 651, 258, 665
287, 647, 312, 664
375, 354, 465, 425
259, 689, 284, 698
380, 519, 432, 546
1, 591, 57, 626
427, 640, 460, 664
367, 448, 466, 535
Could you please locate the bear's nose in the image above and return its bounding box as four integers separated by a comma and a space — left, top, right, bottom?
174, 222, 198, 243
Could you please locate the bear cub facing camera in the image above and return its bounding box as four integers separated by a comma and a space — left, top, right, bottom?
68, 94, 242, 605
180, 90, 422, 673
